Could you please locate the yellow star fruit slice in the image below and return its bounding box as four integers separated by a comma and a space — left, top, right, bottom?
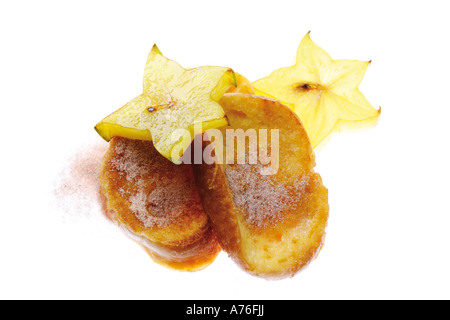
253, 32, 381, 149
95, 45, 236, 163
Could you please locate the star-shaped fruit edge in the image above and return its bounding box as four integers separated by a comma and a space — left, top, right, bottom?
253, 32, 381, 149
96, 45, 236, 163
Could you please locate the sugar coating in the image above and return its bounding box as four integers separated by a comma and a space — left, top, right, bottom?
224, 161, 310, 228
108, 138, 200, 228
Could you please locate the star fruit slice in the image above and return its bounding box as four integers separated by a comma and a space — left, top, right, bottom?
95, 45, 236, 163
253, 32, 381, 149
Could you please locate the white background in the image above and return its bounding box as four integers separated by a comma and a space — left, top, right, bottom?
1, 0, 449, 300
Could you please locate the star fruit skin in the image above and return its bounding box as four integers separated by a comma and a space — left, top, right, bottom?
253, 33, 380, 149
95, 45, 236, 163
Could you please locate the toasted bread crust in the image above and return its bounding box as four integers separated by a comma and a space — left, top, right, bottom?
193, 93, 329, 279
193, 157, 242, 255
99, 137, 220, 271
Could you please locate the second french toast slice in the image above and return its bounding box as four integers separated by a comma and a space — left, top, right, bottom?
193, 93, 329, 279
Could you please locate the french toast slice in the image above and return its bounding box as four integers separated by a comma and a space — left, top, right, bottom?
99, 137, 221, 271
193, 93, 329, 279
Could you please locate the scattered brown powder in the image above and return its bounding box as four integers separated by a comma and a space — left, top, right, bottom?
53, 142, 108, 219
52, 137, 310, 231
224, 162, 310, 228
107, 138, 201, 228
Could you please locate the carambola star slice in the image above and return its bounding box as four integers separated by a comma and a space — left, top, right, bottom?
95, 45, 236, 163
253, 32, 381, 149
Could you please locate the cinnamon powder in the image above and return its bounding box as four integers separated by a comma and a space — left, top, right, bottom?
53, 142, 108, 220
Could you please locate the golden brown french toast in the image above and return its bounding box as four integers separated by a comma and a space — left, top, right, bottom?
193, 93, 329, 279
99, 137, 221, 271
